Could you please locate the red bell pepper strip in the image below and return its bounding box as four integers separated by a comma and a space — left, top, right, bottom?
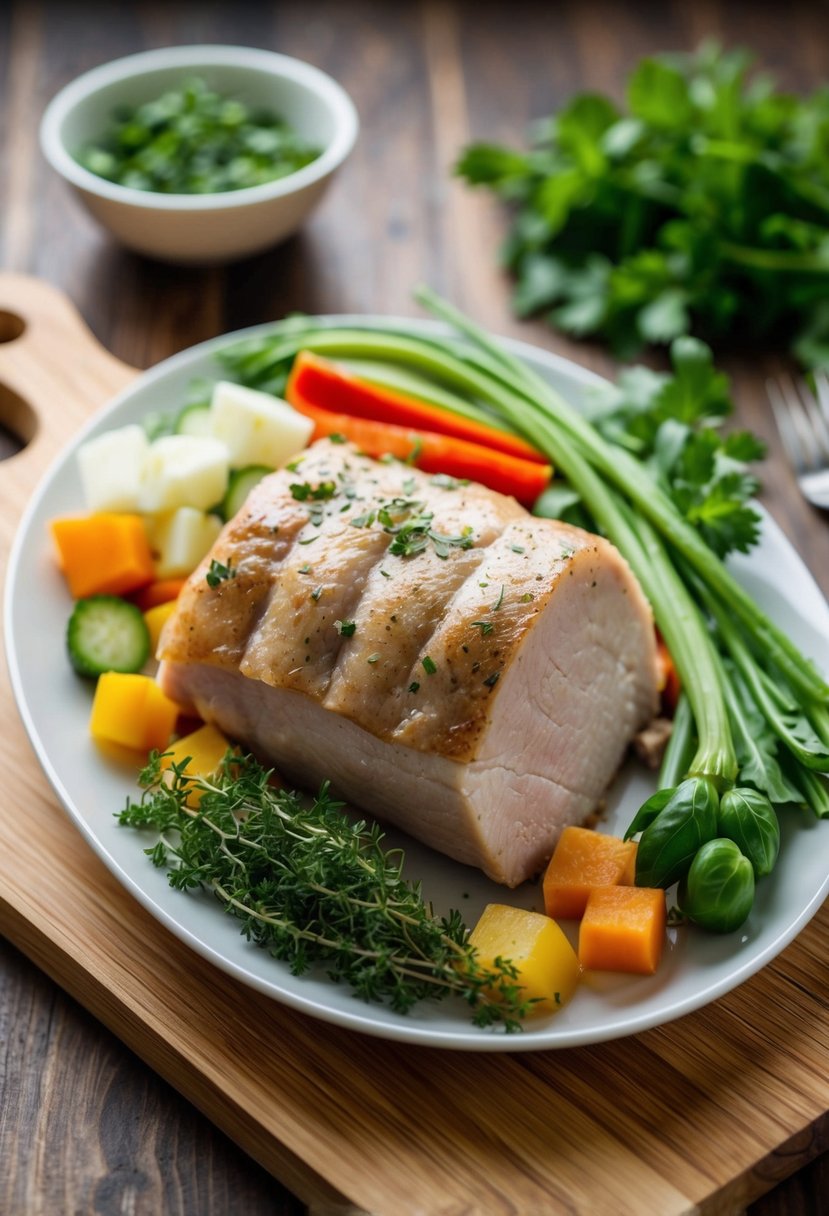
286, 349, 547, 465
286, 390, 551, 506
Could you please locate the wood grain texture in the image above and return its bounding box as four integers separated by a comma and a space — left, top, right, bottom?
1, 1, 828, 1214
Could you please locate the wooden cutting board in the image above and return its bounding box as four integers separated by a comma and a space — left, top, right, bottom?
1, 273, 827, 1216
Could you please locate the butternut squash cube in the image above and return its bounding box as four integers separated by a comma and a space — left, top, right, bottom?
160, 723, 234, 805
542, 826, 638, 919
144, 599, 178, 656
578, 886, 666, 975
90, 672, 179, 753
468, 903, 581, 1014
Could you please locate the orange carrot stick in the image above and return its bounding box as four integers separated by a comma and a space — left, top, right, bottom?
287, 391, 551, 507
286, 349, 547, 464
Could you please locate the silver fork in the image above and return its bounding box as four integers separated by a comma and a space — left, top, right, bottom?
766, 371, 829, 510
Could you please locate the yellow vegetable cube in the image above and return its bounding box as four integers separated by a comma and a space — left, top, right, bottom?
143, 600, 178, 655
160, 723, 234, 805
90, 673, 180, 753
468, 903, 581, 1014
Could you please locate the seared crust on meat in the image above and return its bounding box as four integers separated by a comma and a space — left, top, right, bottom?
159, 439, 660, 885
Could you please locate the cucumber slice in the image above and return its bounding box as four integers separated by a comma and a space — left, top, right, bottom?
222, 464, 273, 520
67, 595, 151, 678
174, 402, 213, 437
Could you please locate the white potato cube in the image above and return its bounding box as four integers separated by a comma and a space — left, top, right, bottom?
139, 435, 229, 513
209, 381, 313, 469
147, 508, 223, 578
77, 424, 149, 512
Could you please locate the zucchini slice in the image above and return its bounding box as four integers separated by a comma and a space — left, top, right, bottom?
222, 464, 273, 520
67, 595, 151, 678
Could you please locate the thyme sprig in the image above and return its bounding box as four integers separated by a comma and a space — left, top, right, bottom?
118, 751, 532, 1030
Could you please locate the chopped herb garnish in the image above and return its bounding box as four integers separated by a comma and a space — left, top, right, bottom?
311, 585, 323, 602
297, 535, 319, 545
334, 619, 356, 637
403, 476, 417, 495
329, 433, 347, 443
431, 473, 470, 490
367, 653, 380, 664
520, 592, 534, 603
76, 77, 322, 196
380, 568, 391, 578
491, 584, 506, 611
408, 681, 420, 693
205, 559, 236, 588
510, 544, 525, 554
351, 509, 377, 528
298, 563, 312, 574
422, 655, 437, 675
290, 480, 337, 502
471, 620, 494, 636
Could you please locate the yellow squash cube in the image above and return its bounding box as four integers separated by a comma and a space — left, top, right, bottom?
90, 672, 180, 753
160, 723, 233, 805
468, 903, 581, 1014
143, 600, 178, 655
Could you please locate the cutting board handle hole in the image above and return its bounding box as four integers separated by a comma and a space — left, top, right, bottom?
0, 310, 26, 344
0, 381, 37, 460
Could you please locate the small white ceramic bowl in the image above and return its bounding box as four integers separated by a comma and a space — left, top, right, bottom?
40, 45, 359, 265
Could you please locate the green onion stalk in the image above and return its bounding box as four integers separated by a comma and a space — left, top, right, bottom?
219, 289, 829, 927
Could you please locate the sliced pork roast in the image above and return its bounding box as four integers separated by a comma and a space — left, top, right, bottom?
158, 439, 660, 886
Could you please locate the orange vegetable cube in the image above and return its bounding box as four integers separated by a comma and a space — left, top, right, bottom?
90, 672, 180, 753
160, 723, 234, 806
51, 513, 155, 598
578, 886, 666, 975
468, 903, 581, 1014
542, 826, 638, 919
132, 578, 187, 612
143, 600, 178, 655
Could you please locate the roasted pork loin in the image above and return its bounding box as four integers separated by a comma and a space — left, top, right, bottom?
158, 439, 659, 886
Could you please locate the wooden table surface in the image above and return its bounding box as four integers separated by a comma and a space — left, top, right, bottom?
1, 1, 827, 1213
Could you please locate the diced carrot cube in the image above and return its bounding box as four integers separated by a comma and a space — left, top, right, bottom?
132, 578, 187, 612
89, 672, 180, 753
542, 826, 638, 919
578, 886, 666, 975
51, 513, 155, 598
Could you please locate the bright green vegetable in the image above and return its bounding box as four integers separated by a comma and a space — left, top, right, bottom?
217, 292, 829, 931
76, 77, 320, 195
634, 778, 720, 889
456, 43, 829, 367
678, 839, 756, 932
66, 595, 150, 678
119, 749, 533, 1028
222, 464, 273, 520
174, 402, 213, 438
717, 788, 780, 877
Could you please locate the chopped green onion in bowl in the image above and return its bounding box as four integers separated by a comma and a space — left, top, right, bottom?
75, 76, 322, 195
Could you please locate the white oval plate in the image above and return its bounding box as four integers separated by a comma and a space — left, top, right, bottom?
6, 318, 829, 1051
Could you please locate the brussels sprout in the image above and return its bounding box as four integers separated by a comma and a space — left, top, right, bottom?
678, 838, 755, 932
635, 777, 719, 889
717, 787, 780, 877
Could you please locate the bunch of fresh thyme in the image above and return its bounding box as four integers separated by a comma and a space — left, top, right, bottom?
118, 750, 533, 1030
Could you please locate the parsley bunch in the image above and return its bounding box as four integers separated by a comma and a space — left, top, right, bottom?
456, 44, 829, 365
579, 336, 765, 559
120, 751, 533, 1029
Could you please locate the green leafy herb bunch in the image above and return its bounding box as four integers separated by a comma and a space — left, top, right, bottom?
457, 43, 829, 366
